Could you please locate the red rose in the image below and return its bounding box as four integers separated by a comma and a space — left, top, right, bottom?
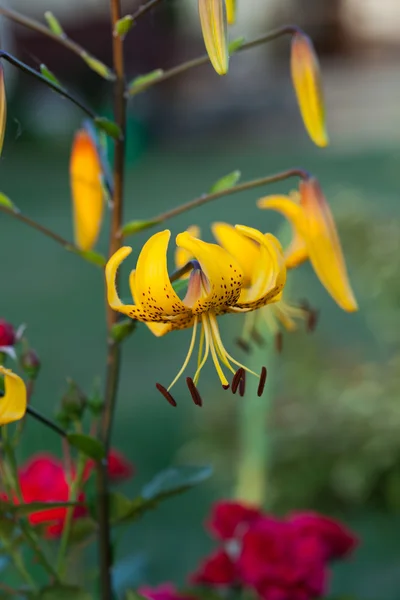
207, 500, 262, 540
190, 550, 237, 586
84, 448, 134, 483
139, 583, 194, 600
0, 320, 15, 347
289, 512, 358, 561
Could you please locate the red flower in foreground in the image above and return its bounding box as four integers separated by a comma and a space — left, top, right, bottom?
191, 550, 237, 586
207, 500, 262, 540
84, 448, 134, 483
0, 319, 15, 347
139, 583, 194, 600
289, 512, 358, 561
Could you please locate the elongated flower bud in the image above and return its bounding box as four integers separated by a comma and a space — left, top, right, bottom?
199, 0, 229, 76
70, 129, 104, 251
225, 0, 236, 25
0, 64, 6, 156
291, 33, 328, 148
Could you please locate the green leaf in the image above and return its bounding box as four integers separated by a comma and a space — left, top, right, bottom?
111, 319, 136, 342
67, 433, 105, 461
128, 69, 164, 94
68, 517, 97, 544
40, 64, 60, 86
44, 11, 65, 37
209, 170, 241, 193
172, 279, 189, 296
67, 247, 106, 267
142, 465, 212, 499
109, 492, 134, 522
0, 192, 19, 213
114, 15, 134, 38
94, 117, 122, 140
37, 585, 91, 600
228, 36, 246, 53
81, 52, 115, 81
121, 219, 157, 237
12, 501, 81, 517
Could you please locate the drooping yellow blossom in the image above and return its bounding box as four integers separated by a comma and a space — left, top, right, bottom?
0, 64, 6, 156
70, 129, 104, 251
198, 0, 229, 75
0, 366, 27, 425
225, 0, 236, 25
258, 178, 358, 312
105, 228, 285, 397
291, 32, 328, 148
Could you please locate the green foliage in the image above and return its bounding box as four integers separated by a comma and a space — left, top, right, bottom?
121, 219, 158, 237
44, 11, 65, 37
114, 15, 134, 38
39, 64, 60, 86
67, 433, 105, 461
128, 70, 164, 95
35, 585, 91, 599
209, 170, 241, 193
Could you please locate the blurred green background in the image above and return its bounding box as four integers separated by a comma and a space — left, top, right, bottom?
2, 0, 400, 598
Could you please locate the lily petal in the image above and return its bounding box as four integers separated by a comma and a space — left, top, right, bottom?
0, 64, 6, 156
300, 178, 358, 312
225, 0, 236, 25
176, 232, 243, 313
175, 225, 201, 271
129, 269, 172, 337
70, 130, 104, 251
212, 222, 259, 286
0, 366, 27, 425
199, 0, 229, 75
291, 32, 328, 148
232, 226, 286, 310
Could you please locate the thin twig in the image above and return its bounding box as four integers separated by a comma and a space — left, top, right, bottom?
131, 0, 164, 22
0, 50, 96, 119
128, 25, 301, 96
0, 5, 114, 77
141, 168, 309, 230
26, 406, 67, 438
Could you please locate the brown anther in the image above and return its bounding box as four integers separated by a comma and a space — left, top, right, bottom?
156, 383, 177, 407
239, 370, 246, 397
275, 332, 283, 354
222, 384, 230, 390
250, 328, 265, 347
236, 338, 251, 353
186, 377, 203, 407
257, 366, 267, 397
307, 309, 319, 332
231, 368, 245, 394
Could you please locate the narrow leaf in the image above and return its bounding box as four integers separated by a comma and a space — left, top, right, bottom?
44, 11, 65, 37
66, 247, 106, 267
128, 69, 164, 94
69, 517, 97, 544
122, 220, 157, 237
0, 192, 19, 213
114, 15, 134, 38
67, 433, 105, 461
209, 170, 241, 193
40, 64, 60, 86
142, 465, 213, 500
228, 36, 246, 53
94, 117, 122, 140
81, 52, 115, 81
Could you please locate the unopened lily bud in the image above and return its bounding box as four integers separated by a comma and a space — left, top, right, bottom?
0, 64, 6, 156
291, 32, 328, 148
0, 320, 15, 347
198, 0, 229, 76
225, 0, 236, 25
61, 379, 87, 421
19, 348, 41, 380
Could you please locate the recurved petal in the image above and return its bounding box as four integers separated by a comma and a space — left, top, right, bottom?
300, 178, 358, 312
0, 64, 6, 156
291, 32, 328, 148
175, 225, 201, 271
225, 0, 236, 24
0, 366, 27, 425
284, 229, 308, 269
176, 232, 243, 313
212, 222, 260, 287
233, 226, 286, 311
199, 0, 229, 75
129, 269, 173, 337
70, 129, 104, 251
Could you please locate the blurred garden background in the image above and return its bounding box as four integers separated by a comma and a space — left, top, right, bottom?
2, 0, 400, 598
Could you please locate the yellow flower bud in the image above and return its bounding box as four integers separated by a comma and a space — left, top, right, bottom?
198, 0, 229, 75
225, 0, 236, 25
0, 366, 27, 425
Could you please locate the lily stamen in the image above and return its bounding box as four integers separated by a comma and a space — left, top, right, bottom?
239, 371, 246, 397
186, 377, 203, 407
257, 367, 267, 397
231, 368, 244, 394
156, 383, 177, 407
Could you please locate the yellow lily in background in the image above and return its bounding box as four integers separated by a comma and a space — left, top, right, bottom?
198, 0, 229, 75
175, 225, 201, 272
291, 32, 328, 148
225, 0, 236, 25
70, 128, 104, 251
105, 228, 285, 401
0, 366, 27, 425
258, 177, 358, 312
0, 64, 6, 156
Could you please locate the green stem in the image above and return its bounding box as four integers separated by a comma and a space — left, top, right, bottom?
56, 452, 86, 576
3, 541, 37, 590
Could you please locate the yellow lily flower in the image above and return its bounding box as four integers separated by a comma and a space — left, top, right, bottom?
291, 32, 328, 148
0, 64, 6, 156
258, 178, 358, 312
0, 366, 27, 425
105, 228, 285, 402
175, 225, 201, 272
70, 128, 104, 251
198, 0, 229, 76
225, 0, 236, 25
